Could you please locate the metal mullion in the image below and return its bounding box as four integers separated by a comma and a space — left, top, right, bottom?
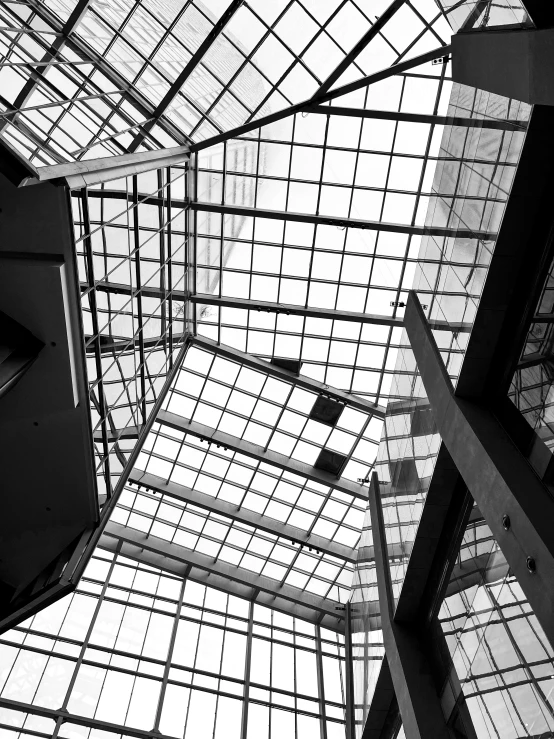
152, 576, 188, 733
158, 169, 168, 351
218, 140, 227, 343
187, 1, 296, 140
315, 624, 328, 739
83, 187, 112, 494
166, 166, 175, 365
405, 2, 446, 48
369, 74, 407, 405
132, 176, 148, 425
50, 548, 121, 738
274, 117, 295, 312
240, 599, 255, 739
242, 120, 264, 356
118, 0, 193, 89
298, 114, 330, 374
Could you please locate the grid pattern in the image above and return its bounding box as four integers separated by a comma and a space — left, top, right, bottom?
72, 164, 190, 501
0, 2, 545, 739
0, 548, 347, 738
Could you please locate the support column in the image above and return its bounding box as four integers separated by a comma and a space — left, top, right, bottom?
405, 290, 554, 650
344, 602, 356, 739
368, 473, 453, 739
451, 28, 554, 105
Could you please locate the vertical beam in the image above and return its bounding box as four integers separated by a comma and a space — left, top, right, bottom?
404, 290, 554, 651
344, 602, 356, 739
316, 625, 328, 739
369, 473, 452, 739
240, 599, 255, 739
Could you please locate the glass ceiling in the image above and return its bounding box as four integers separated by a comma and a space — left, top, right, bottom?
0, 0, 537, 735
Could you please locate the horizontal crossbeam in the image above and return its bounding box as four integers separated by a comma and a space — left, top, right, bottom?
80, 281, 188, 301
190, 334, 386, 417
306, 105, 526, 131
102, 522, 346, 631
158, 409, 368, 500
191, 294, 473, 332
129, 469, 357, 563
191, 202, 494, 240
25, 145, 189, 189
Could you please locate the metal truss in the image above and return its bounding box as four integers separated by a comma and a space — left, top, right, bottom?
102, 521, 347, 631
189, 335, 387, 417
191, 202, 494, 240
158, 409, 368, 501
129, 469, 357, 563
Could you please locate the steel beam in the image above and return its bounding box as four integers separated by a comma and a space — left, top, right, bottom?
129, 469, 357, 562
23, 146, 189, 189
313, 0, 406, 98
80, 281, 188, 302
191, 294, 473, 332
306, 105, 526, 131
369, 473, 452, 739
191, 202, 494, 240
128, 0, 244, 152
405, 290, 554, 650
190, 335, 386, 417
158, 409, 369, 501
101, 521, 346, 632
190, 45, 451, 153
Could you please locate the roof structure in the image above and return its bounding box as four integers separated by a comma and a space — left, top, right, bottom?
0, 0, 544, 738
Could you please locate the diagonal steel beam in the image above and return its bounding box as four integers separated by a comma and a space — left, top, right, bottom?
158, 409, 368, 500
190, 45, 451, 153
190, 334, 386, 417
313, 0, 407, 98
191, 294, 473, 332
127, 0, 244, 152
191, 201, 493, 240
306, 104, 526, 131
405, 290, 554, 650
129, 469, 358, 562
102, 521, 347, 631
